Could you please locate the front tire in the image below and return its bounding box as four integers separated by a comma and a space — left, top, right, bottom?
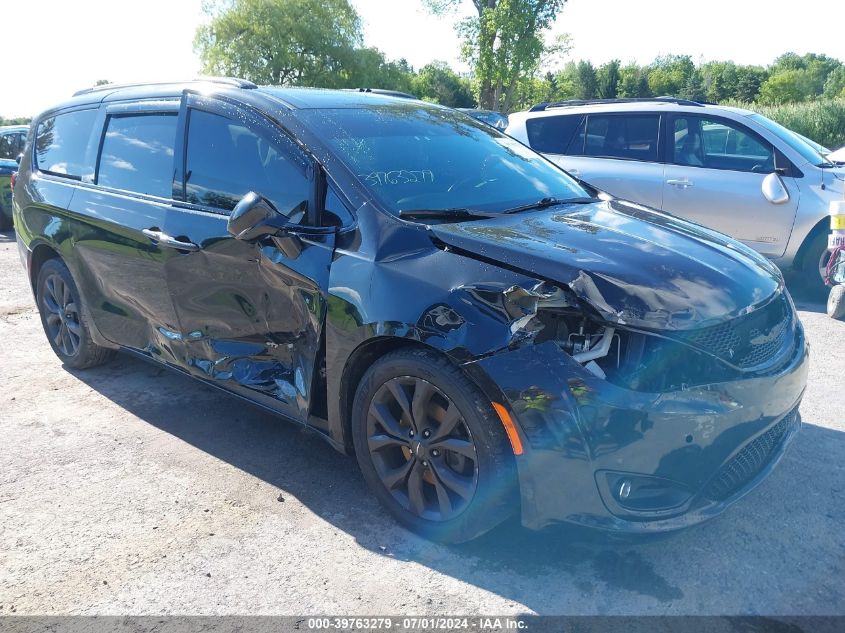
351, 348, 518, 543
798, 231, 830, 299
36, 258, 114, 369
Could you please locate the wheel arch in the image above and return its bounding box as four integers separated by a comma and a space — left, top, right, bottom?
336, 336, 516, 455
338, 336, 435, 453
795, 217, 829, 271
29, 241, 63, 293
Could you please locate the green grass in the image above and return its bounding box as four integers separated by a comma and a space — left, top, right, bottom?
723, 99, 845, 150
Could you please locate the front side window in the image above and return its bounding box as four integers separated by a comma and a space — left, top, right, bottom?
35, 109, 98, 179
298, 104, 588, 216
97, 114, 178, 198
673, 116, 773, 173
184, 109, 312, 218
526, 115, 584, 155
582, 114, 660, 162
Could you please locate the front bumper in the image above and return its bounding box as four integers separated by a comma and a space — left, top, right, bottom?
470, 325, 809, 532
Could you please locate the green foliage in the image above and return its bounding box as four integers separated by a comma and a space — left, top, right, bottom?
348, 49, 415, 93
425, 0, 568, 112
618, 63, 651, 98
757, 70, 811, 104
824, 66, 845, 99
680, 72, 705, 102
550, 52, 841, 108
724, 99, 845, 149
195, 0, 363, 87
411, 62, 475, 107
597, 60, 620, 99
647, 54, 695, 96
574, 60, 597, 99
0, 117, 31, 126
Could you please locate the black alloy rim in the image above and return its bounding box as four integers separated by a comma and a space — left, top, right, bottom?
42, 273, 81, 357
366, 376, 479, 521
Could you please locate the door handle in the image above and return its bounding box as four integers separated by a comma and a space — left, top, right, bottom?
142, 228, 200, 252
666, 178, 694, 188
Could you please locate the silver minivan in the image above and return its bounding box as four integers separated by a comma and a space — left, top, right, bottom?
507, 98, 844, 295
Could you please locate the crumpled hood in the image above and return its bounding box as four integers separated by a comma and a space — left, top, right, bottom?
429, 200, 784, 331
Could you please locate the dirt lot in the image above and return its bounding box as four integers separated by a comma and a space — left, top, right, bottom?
1, 228, 843, 616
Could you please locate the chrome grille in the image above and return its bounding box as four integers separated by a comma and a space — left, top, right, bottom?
703, 408, 798, 501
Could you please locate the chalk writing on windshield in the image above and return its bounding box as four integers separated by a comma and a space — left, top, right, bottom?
359, 170, 435, 187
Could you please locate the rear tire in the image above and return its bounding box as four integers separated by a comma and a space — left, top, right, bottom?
351, 348, 518, 543
36, 259, 114, 369
0, 205, 11, 231
828, 285, 845, 320
798, 231, 830, 299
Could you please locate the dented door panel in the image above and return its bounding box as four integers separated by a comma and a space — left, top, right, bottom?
162, 208, 333, 424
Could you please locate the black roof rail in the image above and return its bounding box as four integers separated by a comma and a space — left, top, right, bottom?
72, 77, 258, 97
529, 97, 707, 112
344, 88, 418, 100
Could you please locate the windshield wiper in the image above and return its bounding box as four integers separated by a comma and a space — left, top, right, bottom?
501, 196, 596, 215
398, 208, 502, 221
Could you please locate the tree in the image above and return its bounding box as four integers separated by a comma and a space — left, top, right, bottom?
195, 0, 363, 87
700, 61, 738, 102
757, 70, 808, 104
769, 52, 842, 99
734, 66, 767, 102
346, 48, 415, 93
412, 61, 476, 107
647, 54, 695, 96
680, 71, 705, 102
597, 60, 620, 99
825, 66, 845, 99
618, 63, 650, 97
94, 79, 111, 86
425, 0, 569, 112
573, 60, 597, 99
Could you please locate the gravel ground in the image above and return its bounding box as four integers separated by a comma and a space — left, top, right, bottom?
0, 228, 843, 616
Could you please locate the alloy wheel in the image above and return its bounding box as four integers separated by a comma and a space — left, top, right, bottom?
42, 273, 81, 357
366, 376, 479, 521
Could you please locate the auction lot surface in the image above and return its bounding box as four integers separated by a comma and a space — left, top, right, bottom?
1, 228, 843, 616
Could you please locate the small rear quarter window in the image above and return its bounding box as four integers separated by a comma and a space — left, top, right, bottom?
35, 109, 97, 180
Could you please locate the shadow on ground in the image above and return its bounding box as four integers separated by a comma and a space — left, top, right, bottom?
66, 350, 845, 614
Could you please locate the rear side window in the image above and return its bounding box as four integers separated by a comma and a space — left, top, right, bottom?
97, 114, 178, 198
184, 109, 312, 217
525, 115, 584, 154
582, 114, 660, 162
35, 109, 98, 179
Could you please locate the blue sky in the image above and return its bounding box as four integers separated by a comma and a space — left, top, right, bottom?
5, 0, 845, 116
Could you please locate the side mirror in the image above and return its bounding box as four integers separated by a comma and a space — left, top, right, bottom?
762, 172, 789, 205
228, 191, 301, 241
227, 192, 336, 241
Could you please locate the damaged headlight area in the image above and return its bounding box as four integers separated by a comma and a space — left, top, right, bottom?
519, 286, 796, 393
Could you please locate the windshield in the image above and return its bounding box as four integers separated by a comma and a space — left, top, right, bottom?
748, 113, 832, 167
795, 131, 830, 155
298, 104, 588, 216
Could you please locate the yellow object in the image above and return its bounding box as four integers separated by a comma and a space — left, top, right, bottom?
492, 402, 524, 456
831, 215, 845, 230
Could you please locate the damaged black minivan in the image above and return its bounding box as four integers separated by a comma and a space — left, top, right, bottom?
14, 79, 808, 542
